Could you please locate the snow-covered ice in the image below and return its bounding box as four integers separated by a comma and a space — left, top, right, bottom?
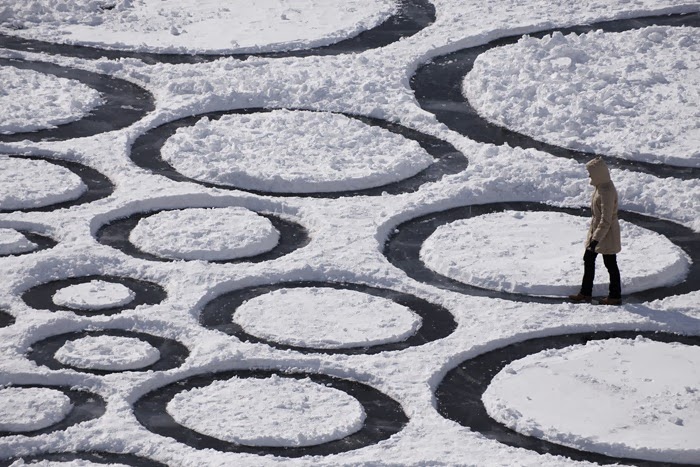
0, 229, 36, 256
0, 387, 72, 432
53, 335, 160, 371
52, 280, 136, 310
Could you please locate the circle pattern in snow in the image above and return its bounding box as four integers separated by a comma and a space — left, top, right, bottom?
5, 452, 167, 467
0, 228, 37, 256
436, 330, 700, 466
129, 207, 280, 261
130, 108, 466, 198
52, 280, 136, 310
420, 210, 690, 297
27, 329, 189, 375
134, 369, 408, 457
200, 281, 456, 354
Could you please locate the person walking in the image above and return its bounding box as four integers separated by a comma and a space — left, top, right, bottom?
569, 157, 622, 305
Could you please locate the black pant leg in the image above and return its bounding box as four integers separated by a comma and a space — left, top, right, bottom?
603, 254, 621, 299
580, 249, 597, 296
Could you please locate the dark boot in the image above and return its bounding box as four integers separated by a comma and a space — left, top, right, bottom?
599, 297, 622, 306
569, 293, 592, 303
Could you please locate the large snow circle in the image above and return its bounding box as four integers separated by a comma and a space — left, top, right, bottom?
0, 157, 86, 211
0, 228, 37, 255
420, 211, 689, 297
0, 67, 103, 135
167, 375, 366, 447
234, 287, 422, 349
0, 387, 72, 432
483, 337, 700, 463
54, 335, 161, 371
464, 27, 700, 167
52, 280, 136, 310
129, 207, 280, 261
160, 110, 434, 193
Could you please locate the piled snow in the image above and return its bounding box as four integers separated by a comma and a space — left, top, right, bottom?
0, 157, 86, 211
54, 335, 160, 371
129, 207, 280, 261
52, 280, 135, 310
483, 337, 700, 463
0, 0, 397, 54
233, 287, 422, 349
0, 67, 103, 135
167, 375, 366, 447
9, 461, 129, 467
0, 387, 72, 432
420, 211, 690, 296
464, 27, 700, 167
161, 110, 433, 193
0, 229, 37, 255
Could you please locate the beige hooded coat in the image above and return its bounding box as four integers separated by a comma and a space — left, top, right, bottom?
585, 158, 621, 254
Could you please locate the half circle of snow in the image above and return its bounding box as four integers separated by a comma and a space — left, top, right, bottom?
420, 211, 690, 297
0, 157, 86, 211
167, 375, 366, 447
160, 110, 434, 193
0, 67, 103, 135
233, 287, 422, 349
52, 280, 136, 310
129, 207, 280, 261
54, 335, 160, 371
0, 0, 397, 54
463, 26, 700, 167
483, 337, 700, 463
0, 228, 37, 255
0, 387, 72, 432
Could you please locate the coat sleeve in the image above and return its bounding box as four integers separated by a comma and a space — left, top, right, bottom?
591, 186, 615, 242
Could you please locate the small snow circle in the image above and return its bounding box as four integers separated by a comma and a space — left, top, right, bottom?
483, 337, 700, 463
0, 387, 72, 432
167, 375, 366, 447
0, 228, 37, 255
160, 110, 434, 193
52, 280, 136, 310
129, 207, 280, 261
54, 335, 160, 371
420, 211, 689, 297
234, 287, 422, 349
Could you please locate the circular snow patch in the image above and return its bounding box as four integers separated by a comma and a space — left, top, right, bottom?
52, 280, 136, 310
234, 287, 422, 349
0, 67, 103, 135
420, 211, 689, 297
167, 375, 365, 447
464, 27, 700, 167
0, 387, 72, 432
161, 110, 433, 193
54, 335, 160, 371
129, 208, 280, 261
484, 337, 700, 463
0, 228, 37, 255
0, 157, 86, 211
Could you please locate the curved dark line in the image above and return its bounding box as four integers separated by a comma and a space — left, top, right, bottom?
0, 155, 114, 213
383, 202, 699, 304
134, 369, 409, 457
0, 58, 154, 143
0, 310, 14, 328
0, 452, 168, 467
0, 0, 435, 65
95, 208, 310, 264
436, 330, 700, 466
21, 275, 167, 316
129, 108, 466, 198
26, 329, 189, 375
199, 281, 456, 355
411, 13, 700, 179
0, 384, 106, 438
0, 229, 57, 258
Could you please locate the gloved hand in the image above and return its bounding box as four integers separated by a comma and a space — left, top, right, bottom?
587, 240, 599, 252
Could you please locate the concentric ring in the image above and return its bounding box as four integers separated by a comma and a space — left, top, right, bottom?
0, 228, 57, 257
0, 452, 167, 467
436, 330, 700, 467
134, 369, 408, 457
199, 281, 456, 354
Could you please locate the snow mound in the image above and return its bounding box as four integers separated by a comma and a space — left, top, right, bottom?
0, 387, 72, 432
167, 375, 366, 447
0, 157, 86, 211
420, 211, 690, 297
484, 337, 700, 463
160, 110, 433, 193
0, 228, 37, 255
129, 207, 280, 261
233, 287, 422, 349
9, 461, 130, 467
0, 0, 397, 54
0, 67, 103, 135
464, 27, 700, 167
52, 280, 135, 310
54, 335, 160, 371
